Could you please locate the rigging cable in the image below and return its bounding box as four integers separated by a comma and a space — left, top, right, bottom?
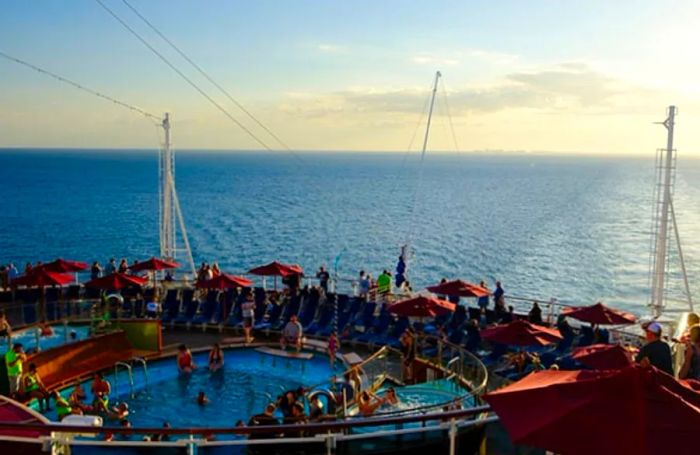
440, 79, 462, 154
94, 0, 275, 151
120, 0, 292, 152
0, 50, 160, 123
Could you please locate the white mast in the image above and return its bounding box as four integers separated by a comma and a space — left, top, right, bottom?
400, 71, 442, 283
649, 105, 693, 317
159, 113, 196, 276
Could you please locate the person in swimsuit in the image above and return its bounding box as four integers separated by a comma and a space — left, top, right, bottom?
91, 372, 111, 414
327, 332, 339, 368
196, 391, 210, 406
208, 343, 224, 372
241, 294, 256, 344
357, 391, 385, 417
177, 344, 196, 374
69, 384, 89, 412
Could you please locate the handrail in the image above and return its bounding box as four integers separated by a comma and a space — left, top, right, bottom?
0, 405, 492, 436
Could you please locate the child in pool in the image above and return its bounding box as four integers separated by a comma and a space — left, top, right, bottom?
196, 391, 209, 406
208, 343, 224, 372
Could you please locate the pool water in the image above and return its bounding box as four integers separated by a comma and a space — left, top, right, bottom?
2, 324, 90, 354
42, 348, 342, 428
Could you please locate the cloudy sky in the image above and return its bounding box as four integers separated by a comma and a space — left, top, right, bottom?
1, 0, 699, 154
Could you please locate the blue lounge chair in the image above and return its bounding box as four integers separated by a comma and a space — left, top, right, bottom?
175, 291, 200, 324
193, 290, 220, 325
306, 305, 333, 334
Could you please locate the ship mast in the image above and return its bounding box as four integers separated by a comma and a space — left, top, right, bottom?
160, 113, 196, 276
398, 71, 442, 287
649, 105, 693, 317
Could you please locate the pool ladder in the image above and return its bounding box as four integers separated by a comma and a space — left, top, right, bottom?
131, 357, 149, 390
114, 362, 134, 399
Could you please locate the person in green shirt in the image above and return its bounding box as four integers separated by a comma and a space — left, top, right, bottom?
5, 343, 26, 397
23, 363, 50, 411
52, 391, 77, 421
377, 270, 392, 297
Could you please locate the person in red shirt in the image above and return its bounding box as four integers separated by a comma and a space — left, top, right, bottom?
177, 344, 196, 374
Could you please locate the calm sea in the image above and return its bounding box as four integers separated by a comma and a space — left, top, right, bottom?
1, 149, 699, 314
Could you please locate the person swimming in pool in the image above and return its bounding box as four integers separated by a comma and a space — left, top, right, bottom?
196, 391, 210, 406
357, 390, 386, 417
208, 343, 224, 372
177, 344, 196, 373
108, 402, 129, 421
383, 388, 399, 406
69, 384, 89, 412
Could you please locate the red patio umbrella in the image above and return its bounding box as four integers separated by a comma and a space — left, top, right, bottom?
37, 258, 89, 273
84, 272, 148, 290
128, 257, 181, 272
484, 366, 700, 455
426, 279, 489, 298
570, 343, 634, 370
388, 295, 456, 318
248, 261, 304, 277
197, 273, 253, 289
11, 270, 74, 288
481, 319, 562, 347
562, 302, 636, 325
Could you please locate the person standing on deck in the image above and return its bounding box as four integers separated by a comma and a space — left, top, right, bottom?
105, 258, 117, 275
636, 322, 673, 376
478, 281, 489, 310
680, 325, 700, 380
316, 266, 330, 293
90, 262, 102, 280
7, 263, 19, 284
118, 258, 128, 274
377, 270, 392, 302
242, 293, 256, 344
4, 343, 26, 397
493, 281, 504, 308
358, 270, 370, 300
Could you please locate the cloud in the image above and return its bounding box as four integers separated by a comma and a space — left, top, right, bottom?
410, 48, 519, 67
279, 63, 635, 118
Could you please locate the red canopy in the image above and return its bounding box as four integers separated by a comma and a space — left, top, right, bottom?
571, 343, 634, 370
426, 279, 489, 298
562, 302, 636, 325
481, 319, 562, 346
388, 295, 455, 318
197, 273, 253, 289
248, 261, 303, 277
37, 258, 88, 273
129, 257, 181, 272
11, 269, 74, 287
84, 272, 148, 290
484, 366, 700, 455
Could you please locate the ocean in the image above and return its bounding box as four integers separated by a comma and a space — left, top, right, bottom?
1, 149, 699, 315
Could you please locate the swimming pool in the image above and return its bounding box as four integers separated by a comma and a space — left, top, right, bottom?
2, 324, 90, 354
42, 348, 342, 428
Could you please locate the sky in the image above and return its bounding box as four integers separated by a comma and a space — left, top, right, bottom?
1, 0, 699, 154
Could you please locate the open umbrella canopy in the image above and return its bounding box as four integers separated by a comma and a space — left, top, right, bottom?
248, 261, 303, 277
388, 295, 456, 318
197, 273, 253, 289
426, 279, 489, 298
129, 257, 181, 272
562, 302, 636, 325
11, 269, 74, 287
484, 366, 700, 455
481, 319, 562, 347
571, 343, 634, 370
37, 258, 88, 273
84, 272, 148, 290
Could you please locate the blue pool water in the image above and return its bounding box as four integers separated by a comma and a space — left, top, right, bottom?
43, 348, 342, 428
1, 324, 90, 354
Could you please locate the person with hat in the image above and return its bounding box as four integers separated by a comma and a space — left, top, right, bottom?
635, 321, 673, 375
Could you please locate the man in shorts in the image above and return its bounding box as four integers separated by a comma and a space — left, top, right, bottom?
4, 343, 26, 397
280, 314, 303, 352
242, 293, 255, 344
